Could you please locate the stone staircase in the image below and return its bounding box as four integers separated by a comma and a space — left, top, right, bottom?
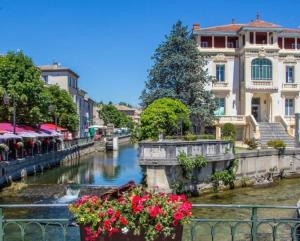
259, 122, 295, 148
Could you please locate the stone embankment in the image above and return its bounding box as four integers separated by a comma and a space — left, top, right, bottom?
139, 140, 300, 193
0, 140, 105, 188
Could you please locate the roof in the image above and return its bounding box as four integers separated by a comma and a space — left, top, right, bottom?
38, 64, 79, 78
115, 105, 136, 111
194, 19, 300, 35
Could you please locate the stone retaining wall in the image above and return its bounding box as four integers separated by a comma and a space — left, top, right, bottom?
0, 141, 100, 188
139, 140, 300, 192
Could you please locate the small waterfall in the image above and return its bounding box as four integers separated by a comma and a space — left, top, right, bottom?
56, 186, 80, 203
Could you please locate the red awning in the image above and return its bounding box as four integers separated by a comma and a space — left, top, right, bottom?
40, 123, 67, 132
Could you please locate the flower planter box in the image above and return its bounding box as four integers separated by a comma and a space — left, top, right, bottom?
79, 225, 183, 241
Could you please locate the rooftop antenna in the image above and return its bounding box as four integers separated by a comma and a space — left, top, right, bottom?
256, 11, 260, 20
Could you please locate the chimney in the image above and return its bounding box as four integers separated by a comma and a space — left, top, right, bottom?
231, 18, 236, 24
193, 23, 200, 30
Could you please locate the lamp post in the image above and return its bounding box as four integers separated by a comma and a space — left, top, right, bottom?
3, 92, 16, 134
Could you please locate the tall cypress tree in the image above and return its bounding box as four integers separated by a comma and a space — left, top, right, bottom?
140, 21, 216, 132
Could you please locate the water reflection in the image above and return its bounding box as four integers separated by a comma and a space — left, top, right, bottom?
24, 144, 142, 186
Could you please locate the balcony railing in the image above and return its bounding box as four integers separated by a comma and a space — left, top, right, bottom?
218, 115, 246, 124
282, 83, 299, 90
0, 204, 299, 241
252, 81, 272, 86
212, 82, 229, 88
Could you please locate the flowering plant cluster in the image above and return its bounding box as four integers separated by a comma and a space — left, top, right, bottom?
69, 187, 192, 241
0, 143, 9, 152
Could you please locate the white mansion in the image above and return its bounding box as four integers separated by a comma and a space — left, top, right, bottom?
193, 17, 299, 143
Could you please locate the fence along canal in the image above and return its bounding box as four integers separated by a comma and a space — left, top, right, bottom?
0, 204, 299, 241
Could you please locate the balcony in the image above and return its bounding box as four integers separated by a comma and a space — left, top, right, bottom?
212, 82, 230, 93
282, 83, 299, 92
216, 115, 246, 125
246, 81, 278, 92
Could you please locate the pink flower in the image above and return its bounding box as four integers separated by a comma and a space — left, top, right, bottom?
107, 208, 114, 216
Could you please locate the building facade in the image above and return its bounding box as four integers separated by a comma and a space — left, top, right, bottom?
193, 17, 299, 141
39, 64, 94, 137
115, 105, 141, 123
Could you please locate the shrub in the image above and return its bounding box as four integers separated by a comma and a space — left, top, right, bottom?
222, 123, 236, 140
244, 138, 258, 150
140, 98, 191, 140
267, 139, 286, 149
177, 151, 207, 180
183, 133, 197, 141
198, 134, 215, 140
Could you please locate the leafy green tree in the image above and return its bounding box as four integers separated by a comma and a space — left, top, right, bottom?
0, 51, 78, 132
140, 98, 191, 140
44, 85, 79, 132
140, 21, 216, 131
99, 103, 134, 129
0, 51, 46, 125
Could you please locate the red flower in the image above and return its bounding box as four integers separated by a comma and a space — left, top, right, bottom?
115, 210, 121, 218
109, 227, 119, 237
172, 220, 179, 227
147, 206, 163, 218
120, 216, 128, 225
132, 204, 144, 213
173, 211, 184, 221
103, 220, 111, 231
155, 224, 162, 232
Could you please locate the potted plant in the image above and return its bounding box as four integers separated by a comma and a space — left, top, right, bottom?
69, 187, 192, 241
0, 143, 9, 161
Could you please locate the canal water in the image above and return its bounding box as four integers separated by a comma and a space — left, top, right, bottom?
0, 144, 299, 240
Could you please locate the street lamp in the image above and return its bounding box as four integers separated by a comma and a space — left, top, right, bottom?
2, 91, 16, 134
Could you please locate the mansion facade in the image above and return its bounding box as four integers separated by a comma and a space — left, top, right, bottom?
193, 17, 300, 141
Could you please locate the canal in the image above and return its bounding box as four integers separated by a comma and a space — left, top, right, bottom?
0, 144, 299, 240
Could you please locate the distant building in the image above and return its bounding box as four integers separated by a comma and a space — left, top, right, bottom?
39, 63, 94, 137
115, 105, 141, 123
93, 105, 105, 126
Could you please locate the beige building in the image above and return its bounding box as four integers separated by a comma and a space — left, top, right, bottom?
193, 17, 299, 146
115, 105, 141, 123
39, 63, 94, 137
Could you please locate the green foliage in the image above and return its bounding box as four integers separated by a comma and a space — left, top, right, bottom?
140, 21, 216, 128
244, 138, 258, 150
0, 52, 78, 132
99, 103, 134, 129
140, 98, 191, 140
267, 139, 286, 149
222, 123, 236, 140
211, 159, 238, 192
0, 51, 45, 125
183, 133, 197, 141
177, 151, 208, 180
240, 176, 250, 187
44, 85, 79, 132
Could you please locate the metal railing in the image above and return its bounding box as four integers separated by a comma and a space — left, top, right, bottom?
0, 204, 299, 241
63, 137, 94, 149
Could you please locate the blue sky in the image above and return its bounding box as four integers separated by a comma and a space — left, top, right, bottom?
1, 0, 300, 105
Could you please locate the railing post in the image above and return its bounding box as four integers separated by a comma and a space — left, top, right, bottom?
0, 208, 3, 241
251, 207, 257, 241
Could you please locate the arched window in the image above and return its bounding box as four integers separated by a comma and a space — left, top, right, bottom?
251, 58, 272, 80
